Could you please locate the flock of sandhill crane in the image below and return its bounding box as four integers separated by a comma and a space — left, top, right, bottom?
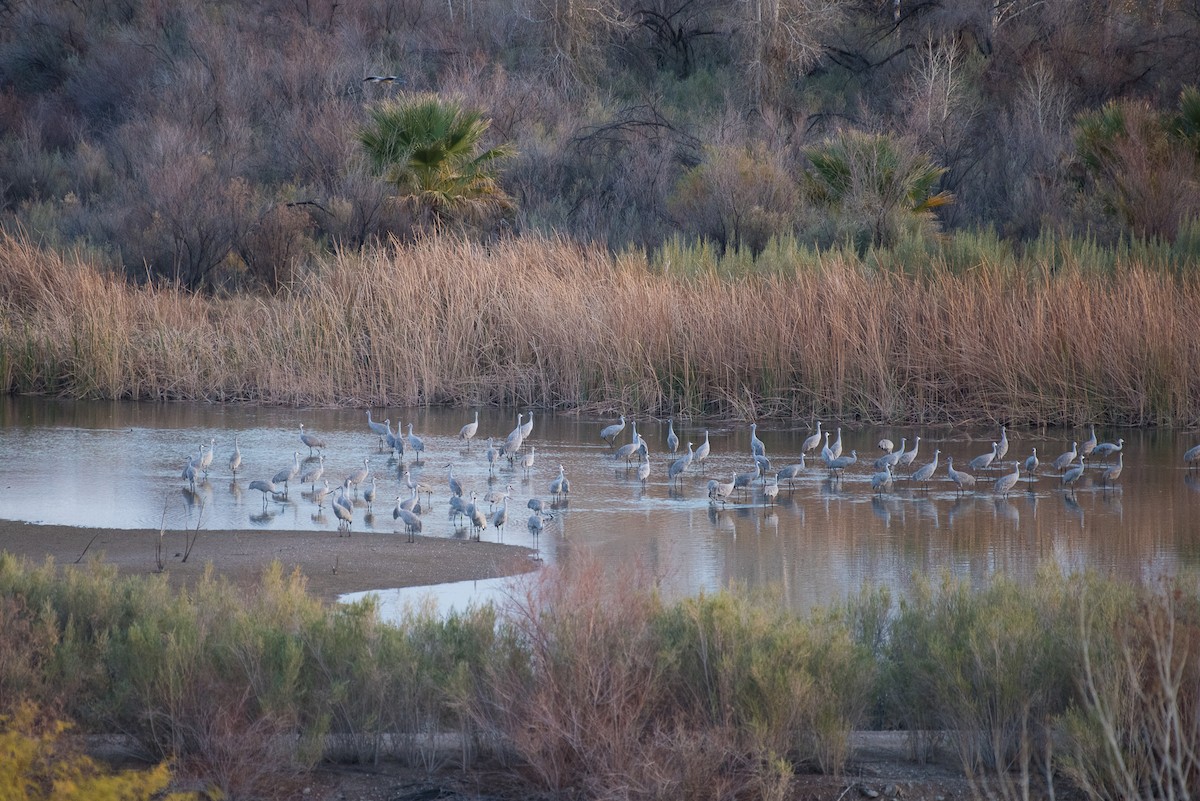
180, 410, 564, 543
592, 416, 1199, 507
179, 410, 1200, 541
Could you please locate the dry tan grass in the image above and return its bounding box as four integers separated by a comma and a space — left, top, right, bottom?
1, 231, 1197, 424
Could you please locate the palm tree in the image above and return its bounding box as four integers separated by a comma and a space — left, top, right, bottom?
804, 130, 954, 251
358, 94, 515, 229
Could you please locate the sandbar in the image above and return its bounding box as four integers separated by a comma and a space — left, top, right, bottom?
0, 520, 539, 601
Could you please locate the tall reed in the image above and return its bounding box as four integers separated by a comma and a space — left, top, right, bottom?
2, 231, 1198, 424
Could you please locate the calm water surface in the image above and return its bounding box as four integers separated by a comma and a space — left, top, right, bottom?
2, 397, 1199, 614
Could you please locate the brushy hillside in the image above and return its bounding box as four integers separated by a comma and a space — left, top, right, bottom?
1, 0, 1199, 291
2, 231, 1198, 425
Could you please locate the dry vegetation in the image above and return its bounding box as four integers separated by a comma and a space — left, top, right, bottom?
2, 552, 1199, 800
2, 231, 1198, 425
1, 0, 1199, 284
2, 1, 1200, 424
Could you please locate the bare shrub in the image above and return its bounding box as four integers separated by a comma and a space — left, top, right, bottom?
236, 203, 317, 293
471, 559, 671, 795
669, 142, 801, 252
721, 0, 850, 104
109, 119, 256, 288
515, 0, 635, 83
1060, 579, 1200, 800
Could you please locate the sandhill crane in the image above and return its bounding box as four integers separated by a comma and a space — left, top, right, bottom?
384, 420, 405, 457
827, 450, 858, 479
821, 432, 834, 464
248, 479, 277, 509
750, 423, 766, 458
997, 426, 1010, 460
301, 455, 325, 491
393, 501, 422, 541
1186, 442, 1200, 469
695, 430, 711, 464
637, 453, 651, 485
346, 457, 370, 494
398, 486, 422, 516
332, 484, 353, 535
994, 461, 1021, 498
668, 442, 694, 487
527, 510, 549, 552
299, 424, 326, 456
273, 452, 301, 497
666, 419, 679, 454
406, 424, 425, 462
446, 464, 463, 498
469, 499, 488, 540
401, 469, 431, 506
1053, 442, 1079, 473
753, 454, 771, 477
708, 476, 735, 506
777, 457, 806, 490
459, 411, 480, 448
1023, 448, 1039, 476
830, 427, 843, 460
875, 438, 905, 471
733, 464, 760, 496
614, 422, 642, 465
1099, 454, 1123, 488
802, 421, 822, 454
491, 496, 510, 538
970, 442, 999, 472
312, 480, 332, 509
363, 477, 377, 512
198, 438, 216, 476
897, 437, 920, 470
502, 415, 525, 459
1061, 456, 1086, 491
763, 477, 779, 505
485, 438, 498, 472
484, 484, 514, 512
181, 460, 198, 489
550, 465, 570, 499
228, 436, 242, 475
600, 414, 626, 447
911, 449, 940, 490
521, 446, 537, 477
1080, 425, 1098, 458
448, 494, 468, 524
878, 438, 894, 454
1092, 438, 1125, 463
366, 411, 390, 444
946, 457, 976, 494
871, 464, 894, 494
521, 410, 534, 439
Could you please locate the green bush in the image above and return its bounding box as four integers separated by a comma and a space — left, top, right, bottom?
5, 551, 1200, 799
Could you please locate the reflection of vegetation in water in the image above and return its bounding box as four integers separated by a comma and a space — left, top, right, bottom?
2, 231, 1199, 425
2, 553, 1197, 799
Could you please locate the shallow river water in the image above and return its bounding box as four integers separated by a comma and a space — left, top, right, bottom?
1, 397, 1199, 615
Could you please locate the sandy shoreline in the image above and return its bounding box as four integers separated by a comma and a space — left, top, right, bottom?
0, 519, 540, 601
